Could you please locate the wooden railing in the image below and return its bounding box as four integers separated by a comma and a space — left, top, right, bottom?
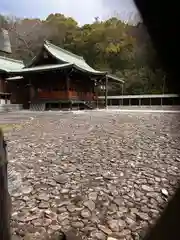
37, 90, 95, 101
38, 91, 68, 100
68, 91, 94, 101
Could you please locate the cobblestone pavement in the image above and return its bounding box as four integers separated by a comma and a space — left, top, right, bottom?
3, 110, 180, 240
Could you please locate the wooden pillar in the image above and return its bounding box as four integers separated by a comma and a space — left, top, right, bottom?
66, 77, 70, 91
28, 80, 31, 104
96, 91, 99, 108
0, 77, 6, 104
66, 77, 70, 100
0, 79, 2, 104
0, 77, 4, 93
121, 84, 124, 106
29, 84, 36, 103
70, 101, 72, 110
105, 76, 108, 108
90, 79, 94, 103
95, 81, 98, 108
4, 81, 7, 104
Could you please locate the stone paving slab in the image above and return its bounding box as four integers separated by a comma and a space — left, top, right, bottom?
2, 110, 180, 240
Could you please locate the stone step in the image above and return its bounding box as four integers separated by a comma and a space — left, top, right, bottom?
0, 104, 23, 112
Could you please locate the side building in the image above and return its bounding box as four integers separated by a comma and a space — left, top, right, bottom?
0, 56, 24, 111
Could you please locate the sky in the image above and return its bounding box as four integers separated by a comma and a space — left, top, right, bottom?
0, 0, 139, 25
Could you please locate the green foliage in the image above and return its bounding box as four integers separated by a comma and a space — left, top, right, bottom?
1, 14, 166, 94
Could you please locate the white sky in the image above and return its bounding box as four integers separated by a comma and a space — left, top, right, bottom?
0, 0, 139, 25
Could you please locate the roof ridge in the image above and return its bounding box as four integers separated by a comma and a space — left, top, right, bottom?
44, 40, 85, 61
0, 55, 24, 65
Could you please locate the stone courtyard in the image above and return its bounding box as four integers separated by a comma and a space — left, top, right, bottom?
2, 109, 180, 240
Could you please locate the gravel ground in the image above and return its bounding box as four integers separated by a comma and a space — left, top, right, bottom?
3, 110, 180, 240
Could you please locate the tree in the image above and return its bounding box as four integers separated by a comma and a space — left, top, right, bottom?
0, 13, 165, 95
0, 15, 11, 54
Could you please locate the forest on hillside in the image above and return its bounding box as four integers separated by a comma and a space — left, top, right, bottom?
0, 14, 166, 95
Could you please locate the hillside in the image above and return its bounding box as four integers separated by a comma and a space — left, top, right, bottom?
0, 14, 165, 95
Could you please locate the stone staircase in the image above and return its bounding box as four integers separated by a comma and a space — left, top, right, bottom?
83, 101, 96, 109
0, 104, 23, 112
30, 103, 46, 111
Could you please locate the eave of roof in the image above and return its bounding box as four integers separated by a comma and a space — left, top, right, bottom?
6, 76, 24, 81
107, 74, 124, 83
8, 63, 73, 75
0, 56, 24, 72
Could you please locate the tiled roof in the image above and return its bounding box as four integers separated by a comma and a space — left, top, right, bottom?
0, 56, 24, 71
43, 40, 106, 76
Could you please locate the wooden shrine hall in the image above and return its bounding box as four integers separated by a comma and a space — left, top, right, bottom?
0, 40, 124, 111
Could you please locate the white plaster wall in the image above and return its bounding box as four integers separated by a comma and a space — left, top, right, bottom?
0, 99, 5, 104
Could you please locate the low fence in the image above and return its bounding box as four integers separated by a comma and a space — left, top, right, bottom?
98, 94, 180, 106
107, 105, 180, 110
